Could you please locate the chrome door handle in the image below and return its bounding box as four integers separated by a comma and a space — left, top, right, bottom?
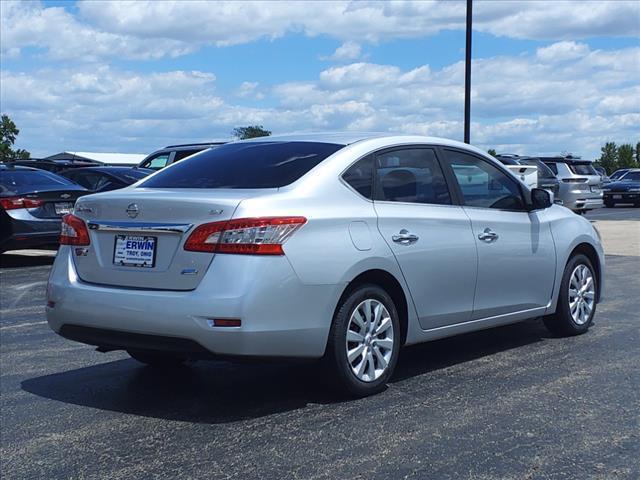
478, 228, 499, 242
392, 229, 419, 245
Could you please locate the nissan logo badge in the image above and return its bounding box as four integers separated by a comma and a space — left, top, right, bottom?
126, 203, 139, 218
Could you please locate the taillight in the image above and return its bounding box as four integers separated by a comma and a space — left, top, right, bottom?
184, 217, 306, 255
60, 214, 90, 246
0, 196, 44, 210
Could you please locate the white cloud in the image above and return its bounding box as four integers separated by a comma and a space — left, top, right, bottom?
323, 42, 363, 62
2, 1, 638, 61
3, 41, 638, 159
236, 82, 265, 100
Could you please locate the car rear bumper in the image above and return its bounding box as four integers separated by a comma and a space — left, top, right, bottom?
604, 192, 640, 203
1, 232, 60, 252
46, 247, 340, 358
561, 192, 603, 211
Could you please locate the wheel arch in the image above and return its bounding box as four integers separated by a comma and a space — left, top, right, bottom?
335, 269, 410, 346
569, 242, 602, 303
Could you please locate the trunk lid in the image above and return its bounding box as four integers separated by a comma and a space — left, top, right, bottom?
72, 188, 276, 290
28, 188, 88, 219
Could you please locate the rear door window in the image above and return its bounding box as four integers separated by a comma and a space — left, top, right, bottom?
141, 142, 344, 189
374, 148, 451, 205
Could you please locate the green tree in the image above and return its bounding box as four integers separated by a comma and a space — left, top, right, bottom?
487, 149, 497, 157
231, 125, 271, 140
0, 114, 30, 161
598, 142, 618, 174
617, 143, 635, 169
635, 142, 640, 165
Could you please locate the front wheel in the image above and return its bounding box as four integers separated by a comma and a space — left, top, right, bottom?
543, 254, 597, 336
324, 284, 401, 397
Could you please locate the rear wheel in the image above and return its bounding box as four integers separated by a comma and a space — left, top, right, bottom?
324, 284, 400, 397
543, 254, 597, 336
127, 349, 188, 367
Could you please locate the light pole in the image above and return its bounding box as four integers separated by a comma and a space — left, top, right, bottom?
464, 0, 473, 144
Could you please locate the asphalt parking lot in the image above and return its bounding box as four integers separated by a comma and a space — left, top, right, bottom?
1, 208, 639, 479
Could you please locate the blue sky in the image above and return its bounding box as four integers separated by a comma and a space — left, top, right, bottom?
1, 1, 639, 158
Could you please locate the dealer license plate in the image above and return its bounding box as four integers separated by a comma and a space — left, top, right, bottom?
54, 202, 74, 215
113, 235, 156, 268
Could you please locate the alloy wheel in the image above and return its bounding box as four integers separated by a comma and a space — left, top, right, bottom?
345, 299, 394, 382
568, 264, 595, 325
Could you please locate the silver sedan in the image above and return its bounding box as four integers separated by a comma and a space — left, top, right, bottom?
46, 134, 605, 397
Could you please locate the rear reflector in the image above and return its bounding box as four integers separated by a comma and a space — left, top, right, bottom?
184, 216, 306, 255
211, 318, 242, 327
0, 196, 44, 210
60, 214, 90, 246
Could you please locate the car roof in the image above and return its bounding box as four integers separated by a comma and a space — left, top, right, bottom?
237, 132, 483, 150
0, 164, 40, 171
163, 141, 227, 148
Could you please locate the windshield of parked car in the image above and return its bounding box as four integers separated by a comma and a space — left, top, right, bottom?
610, 170, 628, 180
0, 169, 76, 195
620, 171, 640, 181
140, 141, 344, 189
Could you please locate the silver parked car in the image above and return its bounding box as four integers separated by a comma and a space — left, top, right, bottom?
539, 156, 603, 213
46, 134, 605, 397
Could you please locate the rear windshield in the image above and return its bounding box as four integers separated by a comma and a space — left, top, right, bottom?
140, 141, 344, 189
110, 169, 152, 182
568, 163, 597, 175
0, 169, 75, 194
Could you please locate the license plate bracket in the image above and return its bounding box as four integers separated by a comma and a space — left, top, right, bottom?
113, 235, 157, 268
54, 202, 74, 215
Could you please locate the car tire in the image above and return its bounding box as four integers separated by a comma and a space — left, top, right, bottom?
543, 254, 597, 336
324, 284, 401, 397
127, 349, 188, 367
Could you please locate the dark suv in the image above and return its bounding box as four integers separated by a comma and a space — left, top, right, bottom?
495, 155, 560, 199
138, 142, 226, 171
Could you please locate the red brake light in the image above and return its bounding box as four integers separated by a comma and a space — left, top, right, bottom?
0, 196, 44, 210
184, 217, 306, 255
60, 214, 90, 246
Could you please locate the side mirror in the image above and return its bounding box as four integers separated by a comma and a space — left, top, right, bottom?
531, 188, 552, 210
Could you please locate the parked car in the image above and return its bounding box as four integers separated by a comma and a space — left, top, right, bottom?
539, 156, 603, 213
138, 142, 226, 171
60, 166, 154, 193
495, 155, 560, 200
9, 158, 100, 174
593, 166, 611, 185
46, 134, 604, 397
602, 169, 640, 207
0, 165, 88, 253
